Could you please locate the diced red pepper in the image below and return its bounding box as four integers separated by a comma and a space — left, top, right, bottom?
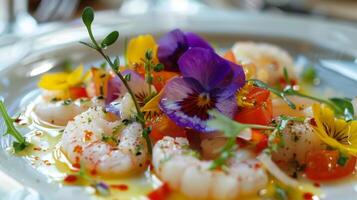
147, 183, 171, 200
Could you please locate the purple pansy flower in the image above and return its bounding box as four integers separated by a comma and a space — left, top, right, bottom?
159, 47, 246, 132
157, 29, 213, 71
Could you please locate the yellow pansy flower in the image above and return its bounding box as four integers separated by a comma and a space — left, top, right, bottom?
127, 34, 158, 66
312, 103, 357, 155
38, 65, 85, 91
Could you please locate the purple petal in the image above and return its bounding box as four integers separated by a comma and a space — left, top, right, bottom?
185, 32, 213, 51
157, 29, 188, 71
157, 29, 213, 72
160, 77, 210, 131
215, 95, 238, 119
105, 69, 151, 105
106, 76, 122, 104
178, 48, 231, 90
213, 61, 246, 99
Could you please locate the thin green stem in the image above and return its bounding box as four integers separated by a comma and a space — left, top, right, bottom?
292, 91, 341, 113
0, 101, 25, 143
245, 124, 275, 130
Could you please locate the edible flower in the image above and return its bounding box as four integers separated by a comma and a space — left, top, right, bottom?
38, 65, 86, 98
127, 34, 158, 66
106, 69, 155, 105
157, 29, 213, 71
312, 103, 357, 155
160, 47, 245, 132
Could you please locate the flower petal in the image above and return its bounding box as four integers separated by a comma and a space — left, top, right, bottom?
127, 34, 158, 66
157, 29, 188, 71
38, 73, 69, 90
160, 77, 212, 131
178, 48, 231, 90
67, 65, 84, 86
185, 32, 213, 51
105, 69, 154, 105
157, 29, 213, 72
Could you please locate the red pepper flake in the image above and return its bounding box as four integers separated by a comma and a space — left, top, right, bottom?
14, 117, 22, 124
72, 162, 81, 170
33, 147, 42, 151
84, 130, 93, 142
254, 163, 262, 169
147, 183, 171, 200
309, 118, 317, 127
303, 192, 314, 200
111, 184, 129, 191
90, 169, 97, 176
73, 145, 83, 154
313, 182, 320, 187
64, 175, 78, 183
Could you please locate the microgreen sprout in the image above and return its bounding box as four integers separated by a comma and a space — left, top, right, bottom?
0, 99, 30, 153
248, 69, 355, 121
80, 7, 152, 153
207, 110, 274, 170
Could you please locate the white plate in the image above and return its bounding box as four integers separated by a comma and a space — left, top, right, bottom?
1, 9, 357, 200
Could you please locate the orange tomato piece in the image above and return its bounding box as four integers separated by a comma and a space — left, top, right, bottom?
305, 150, 356, 181
149, 115, 187, 141
251, 129, 268, 153
91, 68, 110, 97
223, 50, 236, 63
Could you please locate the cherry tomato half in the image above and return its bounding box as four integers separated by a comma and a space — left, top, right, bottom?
234, 87, 273, 125
304, 150, 356, 181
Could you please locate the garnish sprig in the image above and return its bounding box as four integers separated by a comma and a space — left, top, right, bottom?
207, 110, 274, 170
80, 7, 152, 153
248, 78, 355, 121
0, 99, 30, 152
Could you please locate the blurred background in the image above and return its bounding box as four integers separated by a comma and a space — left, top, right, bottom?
0, 0, 357, 68
1, 0, 357, 37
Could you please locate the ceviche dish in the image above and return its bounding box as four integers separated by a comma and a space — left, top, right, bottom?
1, 7, 357, 200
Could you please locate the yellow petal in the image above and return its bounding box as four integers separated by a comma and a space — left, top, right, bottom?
127, 34, 158, 66
67, 65, 84, 86
142, 90, 163, 113
38, 73, 69, 90
312, 103, 357, 155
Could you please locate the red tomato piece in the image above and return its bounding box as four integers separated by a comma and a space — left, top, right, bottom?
69, 86, 88, 99
305, 150, 356, 181
234, 87, 273, 125
147, 183, 171, 200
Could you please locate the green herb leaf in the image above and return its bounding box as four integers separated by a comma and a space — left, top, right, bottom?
329, 98, 354, 121
82, 7, 94, 29
337, 151, 349, 166
274, 184, 289, 200
101, 31, 119, 48
124, 73, 131, 81
207, 110, 248, 137
142, 127, 152, 154
154, 63, 164, 72
302, 66, 318, 83
145, 49, 153, 61
248, 79, 296, 109
0, 99, 30, 152
113, 56, 120, 72
209, 137, 236, 170
283, 67, 290, 84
